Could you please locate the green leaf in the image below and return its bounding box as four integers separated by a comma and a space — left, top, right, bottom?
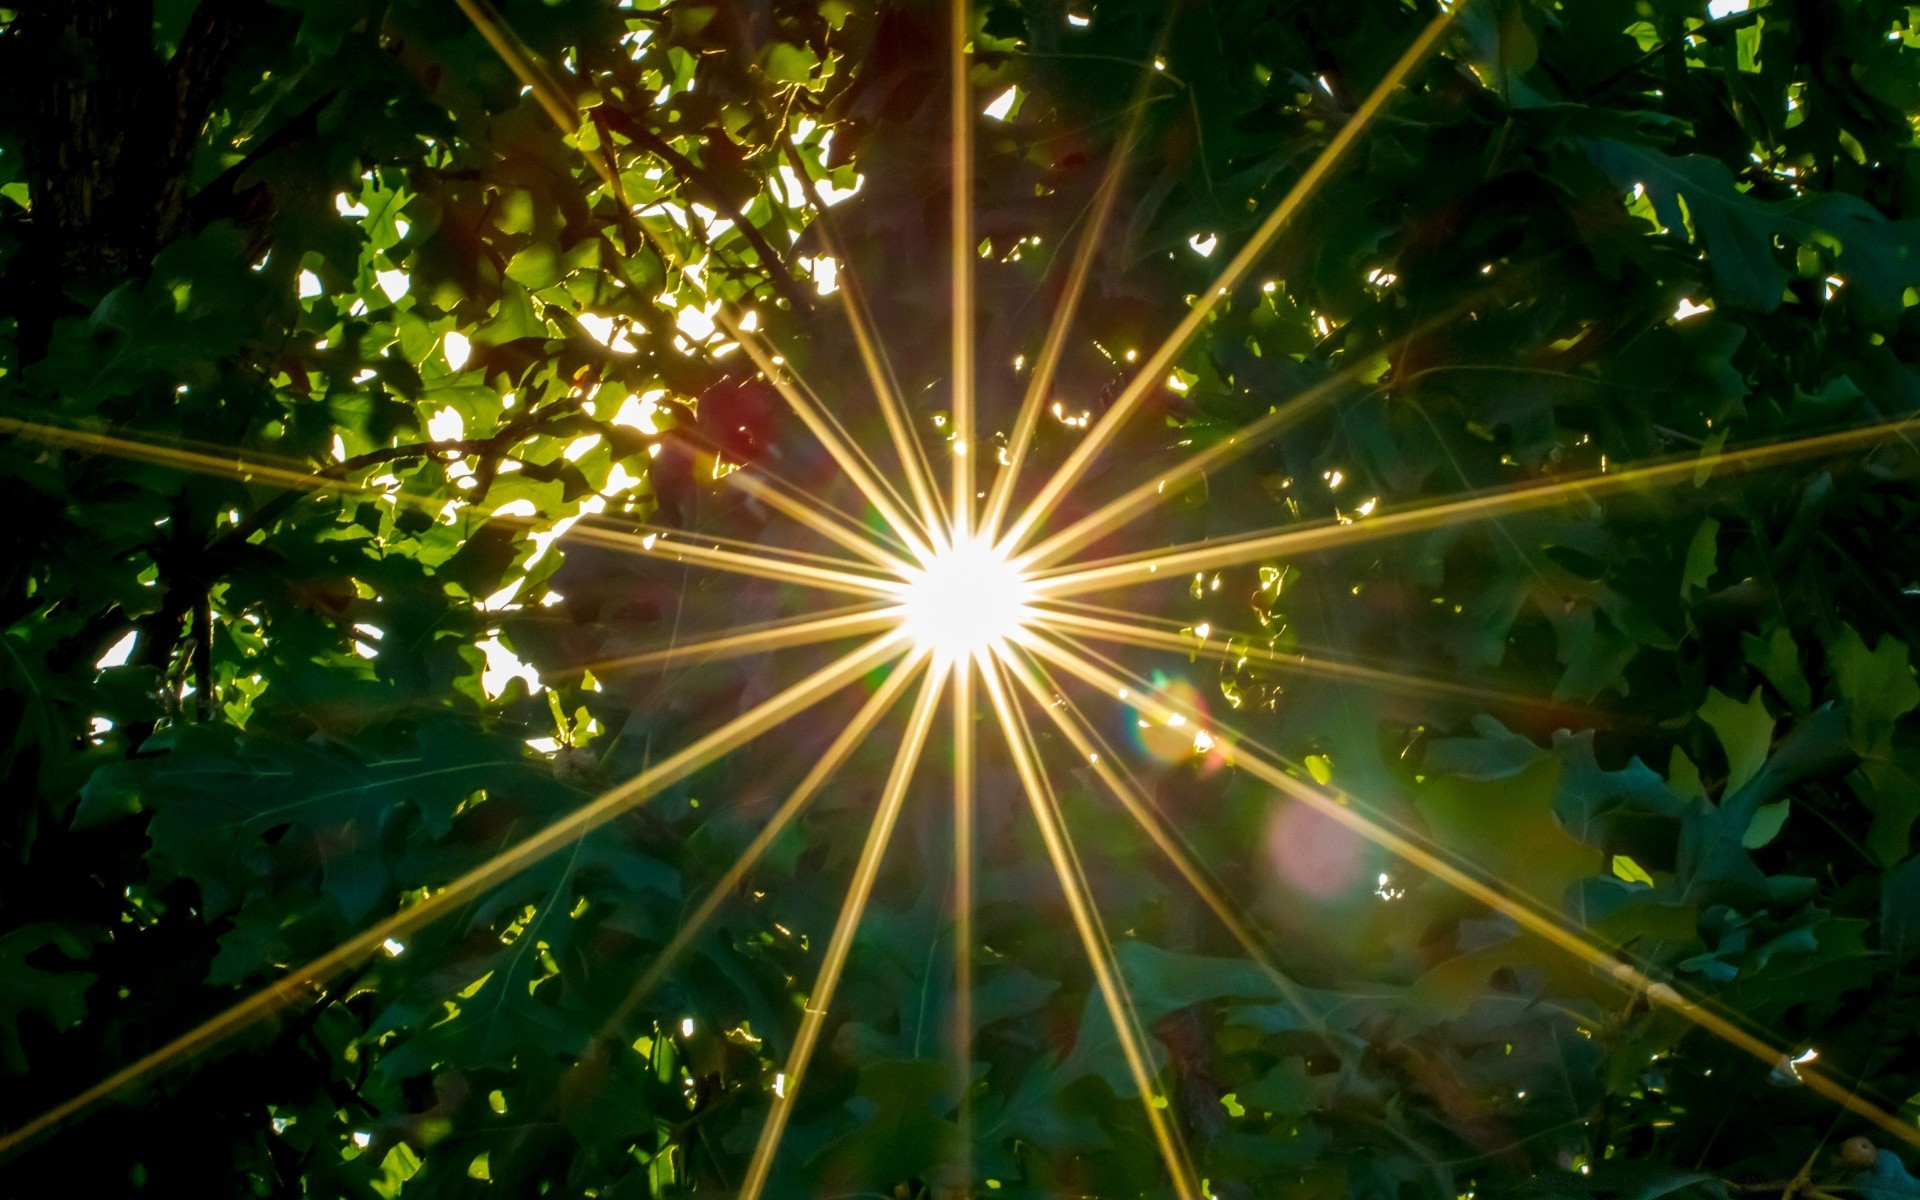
1585, 140, 1920, 320
0, 925, 97, 1073
1854, 755, 1920, 867
1612, 854, 1656, 886
1736, 18, 1763, 72
1423, 713, 1542, 781
812, 1061, 958, 1185
1667, 746, 1707, 802
1420, 746, 1600, 907
1554, 730, 1685, 845
1699, 686, 1774, 797
1586, 140, 1790, 309
479, 279, 548, 345
1680, 517, 1719, 599
1239, 1058, 1315, 1116
1830, 625, 1920, 753
1743, 625, 1814, 713
1741, 799, 1791, 850
760, 42, 819, 84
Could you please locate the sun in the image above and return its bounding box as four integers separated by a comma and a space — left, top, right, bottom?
898, 535, 1035, 662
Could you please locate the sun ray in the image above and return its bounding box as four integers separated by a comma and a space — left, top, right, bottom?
728, 328, 941, 557
997, 643, 1346, 1044
1034, 414, 1920, 597
780, 136, 949, 536
737, 656, 953, 1200
1029, 600, 1602, 722
977, 652, 1205, 1200
756, 243, 1551, 572
0, 632, 910, 1159
997, 6, 1462, 557
556, 603, 905, 681
452, 0, 939, 558
950, 0, 976, 534
711, 459, 915, 571
628, 520, 897, 576
596, 646, 933, 1039
1053, 624, 1610, 930
1009, 253, 1564, 568
594, 526, 907, 599
1020, 630, 1920, 1148
978, 15, 1174, 544
451, 0, 582, 142
993, 654, 1166, 1101
633, 409, 918, 563
950, 660, 977, 1193
0, 415, 910, 600
1017, 370, 1356, 569
0, 415, 388, 498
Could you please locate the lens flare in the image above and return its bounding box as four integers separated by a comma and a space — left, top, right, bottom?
900, 537, 1034, 661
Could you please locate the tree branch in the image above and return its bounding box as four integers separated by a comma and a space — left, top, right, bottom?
593, 105, 815, 317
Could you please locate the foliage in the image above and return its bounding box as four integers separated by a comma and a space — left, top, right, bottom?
4, 0, 1920, 1196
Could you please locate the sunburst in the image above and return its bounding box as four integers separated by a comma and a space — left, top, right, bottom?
6, 0, 1920, 1184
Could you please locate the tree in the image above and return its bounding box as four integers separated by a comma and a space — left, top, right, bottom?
4, 0, 1920, 1195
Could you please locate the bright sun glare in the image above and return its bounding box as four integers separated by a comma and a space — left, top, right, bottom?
900, 538, 1034, 661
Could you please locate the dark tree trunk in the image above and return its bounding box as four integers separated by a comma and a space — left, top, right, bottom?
10, 0, 256, 362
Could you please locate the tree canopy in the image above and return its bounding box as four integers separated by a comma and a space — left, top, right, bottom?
6, 0, 1920, 1196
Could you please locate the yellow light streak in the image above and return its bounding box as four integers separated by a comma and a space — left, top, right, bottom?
998, 7, 1461, 555
596, 527, 907, 600
722, 465, 915, 572
450, 0, 582, 140
0, 416, 384, 497
780, 138, 949, 537
1009, 251, 1562, 567
979, 16, 1171, 544
627, 520, 895, 576
728, 327, 940, 559
560, 603, 905, 680
650, 416, 917, 564
950, 0, 976, 533
453, 0, 939, 559
1016, 370, 1353, 568
738, 657, 952, 1200
1022, 630, 1920, 1149
1056, 624, 1613, 934
1031, 600, 1596, 721
978, 654, 1203, 1200
0, 632, 910, 1160
1036, 415, 1920, 596
0, 416, 905, 602
993, 658, 1166, 1060
997, 643, 1341, 1042
951, 660, 977, 1194
992, 658, 1166, 1127
599, 647, 932, 1035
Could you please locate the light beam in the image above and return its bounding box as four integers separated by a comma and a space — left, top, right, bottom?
950, 0, 976, 532
0, 632, 911, 1158
998, 7, 1462, 556
737, 656, 952, 1200
598, 647, 932, 1035
978, 654, 1204, 1200
1022, 630, 1920, 1149
1034, 415, 1920, 597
